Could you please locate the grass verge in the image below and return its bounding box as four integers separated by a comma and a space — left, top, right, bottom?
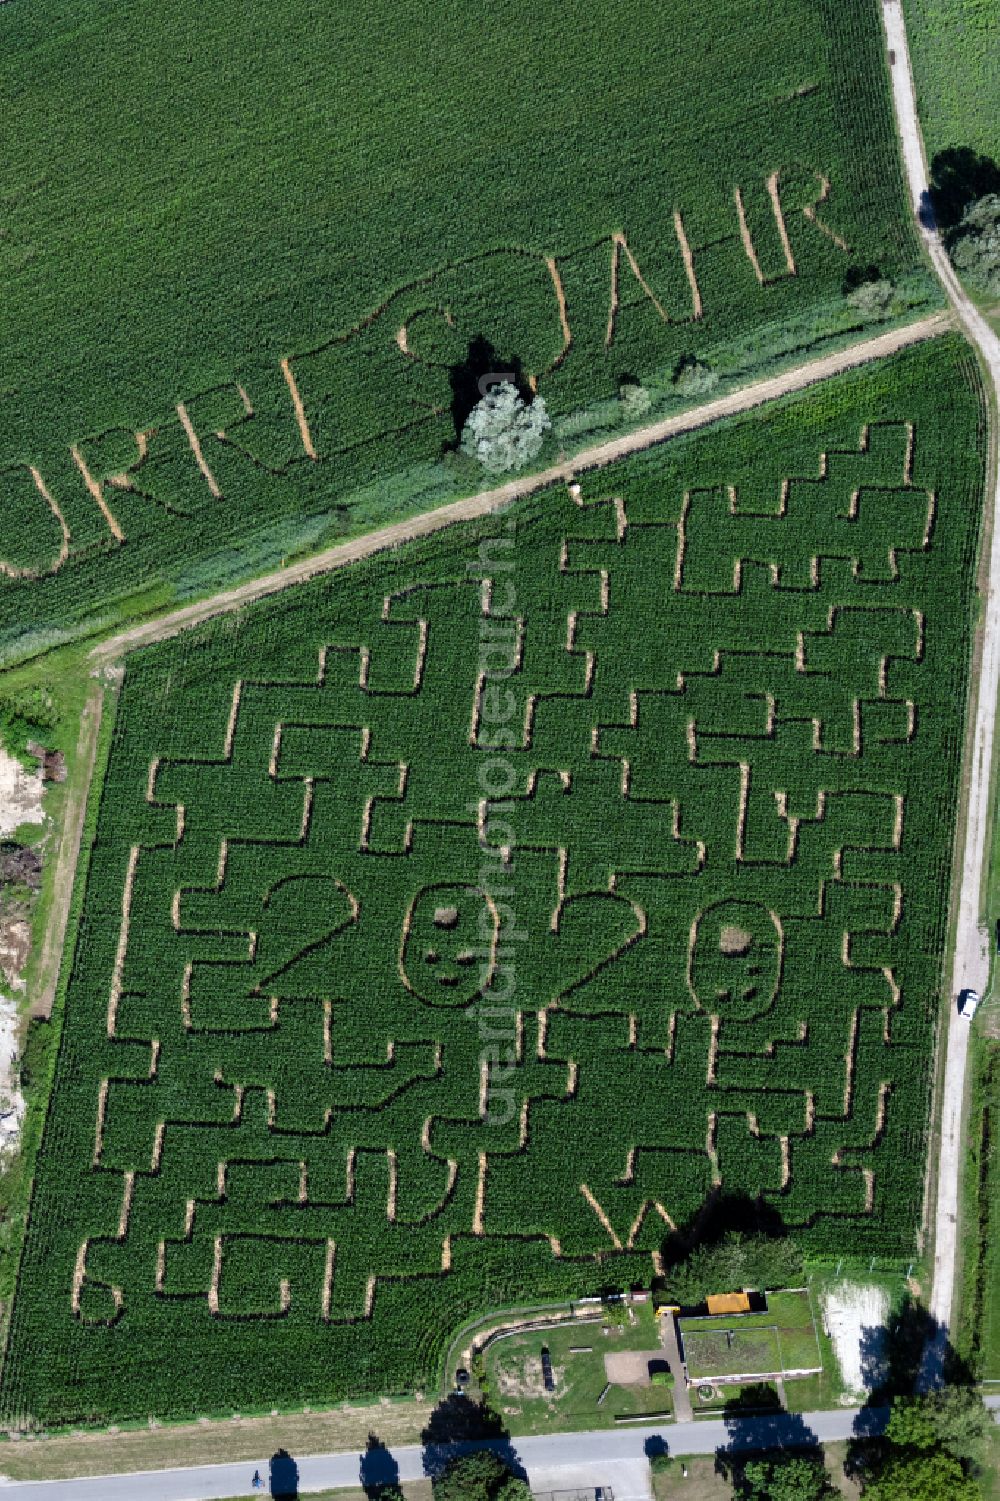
0, 1400, 432, 1483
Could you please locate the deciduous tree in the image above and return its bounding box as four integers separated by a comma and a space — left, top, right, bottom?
886, 1389, 990, 1466
433, 1452, 530, 1501
460, 383, 550, 474
740, 1452, 832, 1499
862, 1450, 979, 1501
951, 194, 1000, 295
662, 1232, 802, 1306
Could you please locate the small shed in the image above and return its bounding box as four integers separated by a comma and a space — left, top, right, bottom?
705, 1291, 751, 1316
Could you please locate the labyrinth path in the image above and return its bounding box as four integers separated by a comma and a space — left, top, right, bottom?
5, 340, 985, 1422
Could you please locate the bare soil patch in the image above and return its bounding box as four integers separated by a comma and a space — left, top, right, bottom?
0, 843, 41, 887
40, 747, 66, 782
495, 1351, 563, 1399
821, 1282, 889, 1395
734, 187, 764, 284
0, 917, 31, 989
603, 1348, 659, 1387
281, 356, 319, 461
719, 924, 752, 955
0, 745, 44, 836
0, 990, 25, 1151
176, 402, 221, 498
673, 210, 703, 319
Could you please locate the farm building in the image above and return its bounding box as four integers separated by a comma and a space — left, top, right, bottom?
705, 1291, 752, 1316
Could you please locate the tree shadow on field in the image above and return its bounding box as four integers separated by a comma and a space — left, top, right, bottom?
269, 1447, 299, 1499
843, 262, 884, 294
420, 1393, 527, 1482
360, 1432, 401, 1497
448, 335, 531, 444
858, 1291, 929, 1402
658, 1189, 791, 1273
928, 146, 1000, 232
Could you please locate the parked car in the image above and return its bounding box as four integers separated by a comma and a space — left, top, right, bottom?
958, 988, 980, 1020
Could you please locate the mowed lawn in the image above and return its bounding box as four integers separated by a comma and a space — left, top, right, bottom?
679, 1291, 822, 1380
484, 1301, 673, 1435
966, 809, 1000, 1377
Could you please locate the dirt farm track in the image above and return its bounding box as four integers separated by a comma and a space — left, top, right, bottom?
92, 312, 950, 666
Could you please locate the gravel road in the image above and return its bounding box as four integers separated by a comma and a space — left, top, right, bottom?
882, 0, 1000, 1372
92, 314, 948, 666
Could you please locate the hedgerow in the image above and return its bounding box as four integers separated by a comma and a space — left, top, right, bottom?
1, 336, 985, 1426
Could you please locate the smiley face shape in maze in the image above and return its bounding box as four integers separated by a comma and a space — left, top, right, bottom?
399, 883, 499, 1006
687, 899, 783, 1019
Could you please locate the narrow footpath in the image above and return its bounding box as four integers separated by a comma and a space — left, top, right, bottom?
658, 1313, 693, 1421
27, 675, 105, 1020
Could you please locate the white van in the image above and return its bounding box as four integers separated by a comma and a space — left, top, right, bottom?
958, 988, 980, 1020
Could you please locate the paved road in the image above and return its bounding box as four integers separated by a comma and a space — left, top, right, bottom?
0, 1408, 890, 1499
882, 0, 1000, 1375
16, 1396, 1000, 1499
